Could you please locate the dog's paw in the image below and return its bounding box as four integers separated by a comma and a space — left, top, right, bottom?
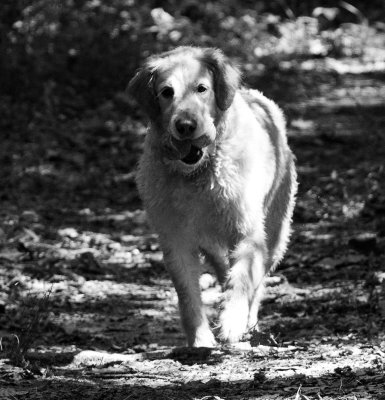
192, 326, 217, 348
218, 297, 249, 343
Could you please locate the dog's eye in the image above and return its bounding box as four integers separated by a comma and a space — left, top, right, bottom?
160, 87, 174, 99
197, 84, 207, 93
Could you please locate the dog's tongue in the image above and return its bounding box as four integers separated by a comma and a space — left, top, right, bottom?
181, 146, 203, 165
165, 136, 211, 161
165, 138, 192, 160
191, 135, 211, 149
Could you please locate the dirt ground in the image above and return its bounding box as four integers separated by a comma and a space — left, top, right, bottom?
1, 52, 385, 399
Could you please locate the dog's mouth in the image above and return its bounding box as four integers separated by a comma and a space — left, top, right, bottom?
181, 145, 204, 165
165, 135, 211, 166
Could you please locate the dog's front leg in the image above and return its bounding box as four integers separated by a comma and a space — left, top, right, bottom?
162, 246, 217, 347
219, 239, 266, 343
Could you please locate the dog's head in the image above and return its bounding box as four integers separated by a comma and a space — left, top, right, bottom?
127, 47, 241, 172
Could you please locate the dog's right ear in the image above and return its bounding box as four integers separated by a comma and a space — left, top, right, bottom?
127, 65, 159, 121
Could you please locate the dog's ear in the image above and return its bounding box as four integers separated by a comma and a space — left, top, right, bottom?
127, 64, 159, 121
201, 48, 241, 111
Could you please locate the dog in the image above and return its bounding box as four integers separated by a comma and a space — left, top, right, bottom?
128, 46, 297, 347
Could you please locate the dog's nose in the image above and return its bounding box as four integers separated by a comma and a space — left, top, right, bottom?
175, 118, 197, 138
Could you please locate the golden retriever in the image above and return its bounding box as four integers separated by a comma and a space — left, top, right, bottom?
128, 46, 297, 347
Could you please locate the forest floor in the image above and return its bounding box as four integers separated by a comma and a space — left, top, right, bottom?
1, 41, 385, 399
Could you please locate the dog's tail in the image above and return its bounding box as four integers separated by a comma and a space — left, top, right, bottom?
264, 153, 297, 271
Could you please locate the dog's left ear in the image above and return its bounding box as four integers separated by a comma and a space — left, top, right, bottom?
201, 48, 241, 111
127, 64, 159, 121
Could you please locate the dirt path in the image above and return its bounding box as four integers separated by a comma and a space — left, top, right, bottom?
1, 57, 385, 399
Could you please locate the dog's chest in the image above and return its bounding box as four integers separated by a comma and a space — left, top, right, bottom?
140, 148, 263, 246
169, 173, 254, 245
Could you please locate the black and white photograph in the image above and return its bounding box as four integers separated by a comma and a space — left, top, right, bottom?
0, 1, 385, 399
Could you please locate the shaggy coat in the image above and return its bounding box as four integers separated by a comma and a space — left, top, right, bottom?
128, 46, 297, 347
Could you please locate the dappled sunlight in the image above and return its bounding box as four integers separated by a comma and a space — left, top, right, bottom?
1, 0, 385, 398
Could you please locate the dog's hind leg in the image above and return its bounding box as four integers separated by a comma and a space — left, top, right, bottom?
219, 239, 267, 343
200, 246, 229, 286
162, 245, 217, 348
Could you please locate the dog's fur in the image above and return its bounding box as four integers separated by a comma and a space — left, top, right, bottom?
128, 46, 297, 347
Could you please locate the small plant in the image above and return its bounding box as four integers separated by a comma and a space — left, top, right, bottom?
5, 288, 52, 369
